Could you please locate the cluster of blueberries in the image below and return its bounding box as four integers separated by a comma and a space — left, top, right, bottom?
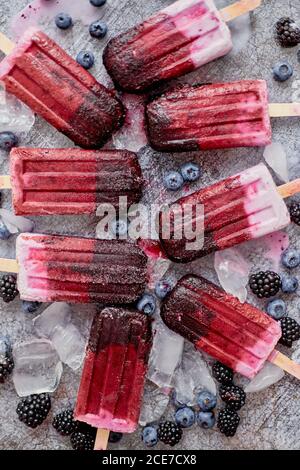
54, 0, 108, 69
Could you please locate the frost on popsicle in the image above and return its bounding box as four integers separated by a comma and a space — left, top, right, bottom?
263, 142, 289, 183
245, 362, 285, 393
214, 247, 250, 303
0, 88, 35, 136
12, 338, 63, 397
172, 344, 216, 406
147, 318, 184, 388
33, 303, 86, 371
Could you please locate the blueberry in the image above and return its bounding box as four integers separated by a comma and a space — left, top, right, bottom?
281, 274, 298, 294
171, 390, 187, 409
197, 391, 217, 411
76, 51, 95, 69
55, 13, 73, 30
90, 0, 106, 6
108, 432, 123, 443
141, 426, 158, 447
155, 279, 172, 299
137, 294, 156, 316
281, 248, 300, 269
89, 20, 108, 39
175, 406, 195, 428
22, 301, 41, 314
180, 162, 201, 182
273, 61, 293, 82
266, 298, 287, 320
0, 224, 11, 240
0, 132, 18, 151
163, 171, 184, 191
197, 411, 215, 429
111, 219, 128, 237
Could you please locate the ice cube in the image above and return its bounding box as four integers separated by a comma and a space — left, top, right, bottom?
173, 343, 216, 406
214, 247, 250, 303
112, 94, 147, 152
139, 384, 170, 426
147, 319, 184, 388
264, 142, 289, 183
33, 303, 86, 370
228, 14, 251, 55
0, 89, 35, 135
13, 338, 63, 397
245, 362, 285, 393
0, 208, 34, 234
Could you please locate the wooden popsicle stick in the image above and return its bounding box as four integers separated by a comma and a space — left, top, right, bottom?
269, 350, 300, 380
0, 32, 15, 55
269, 103, 300, 117
277, 179, 300, 199
94, 429, 110, 451
220, 0, 261, 22
0, 258, 19, 273
0, 176, 11, 189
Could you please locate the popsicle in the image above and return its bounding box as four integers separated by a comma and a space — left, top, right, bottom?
0, 28, 124, 148
0, 233, 148, 304
103, 0, 262, 93
159, 163, 298, 263
146, 80, 300, 151
3, 148, 143, 215
161, 274, 300, 380
75, 307, 152, 442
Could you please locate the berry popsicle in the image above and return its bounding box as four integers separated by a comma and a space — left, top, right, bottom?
0, 29, 124, 148
0, 233, 148, 304
103, 0, 261, 93
159, 164, 296, 263
147, 80, 300, 151
5, 148, 143, 215
75, 307, 152, 440
161, 274, 300, 380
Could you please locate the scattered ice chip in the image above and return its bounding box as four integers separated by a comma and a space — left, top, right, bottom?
147, 258, 172, 290
33, 303, 86, 371
173, 344, 216, 406
245, 362, 285, 393
264, 142, 289, 183
214, 247, 250, 303
0, 209, 34, 234
147, 319, 184, 388
13, 338, 63, 397
0, 89, 35, 135
112, 94, 147, 152
139, 384, 170, 426
228, 14, 252, 55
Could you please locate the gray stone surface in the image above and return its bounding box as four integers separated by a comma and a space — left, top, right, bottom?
0, 0, 300, 450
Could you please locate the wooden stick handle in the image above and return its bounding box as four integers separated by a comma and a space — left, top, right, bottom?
269, 103, 300, 117
0, 32, 15, 55
269, 350, 300, 380
94, 429, 110, 451
277, 179, 300, 199
0, 258, 19, 273
220, 0, 261, 22
0, 176, 11, 189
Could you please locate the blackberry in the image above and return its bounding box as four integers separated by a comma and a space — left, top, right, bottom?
212, 362, 233, 385
279, 317, 300, 347
52, 408, 79, 436
249, 271, 281, 298
217, 408, 240, 437
157, 421, 182, 447
0, 338, 14, 383
275, 17, 300, 47
0, 275, 18, 303
289, 202, 300, 226
70, 428, 96, 451
219, 384, 246, 411
16, 393, 51, 428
